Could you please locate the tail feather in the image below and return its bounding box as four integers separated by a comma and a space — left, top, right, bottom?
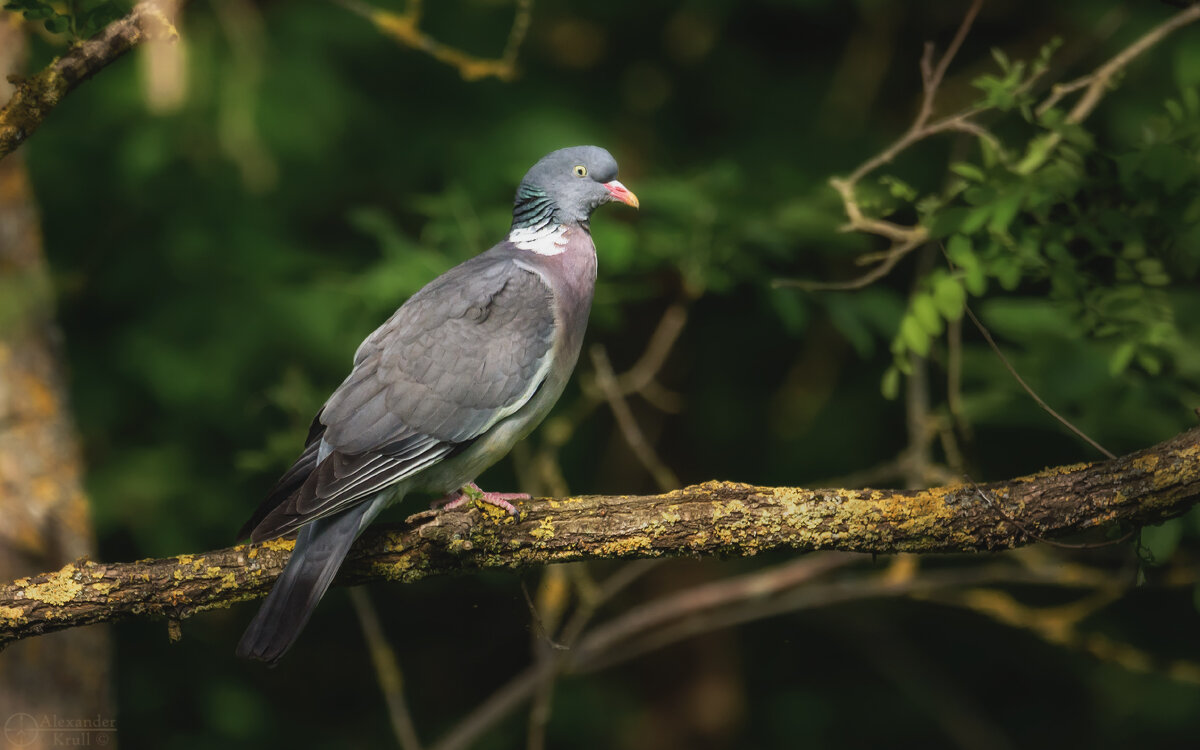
236, 495, 385, 665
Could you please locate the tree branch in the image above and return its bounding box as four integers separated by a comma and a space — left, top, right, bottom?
774, 0, 984, 292
332, 0, 534, 82
0, 1, 180, 162
1036, 2, 1200, 120
2, 426, 1198, 649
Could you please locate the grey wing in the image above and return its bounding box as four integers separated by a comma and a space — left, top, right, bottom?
246, 254, 556, 541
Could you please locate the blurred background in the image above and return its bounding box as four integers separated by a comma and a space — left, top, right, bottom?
3, 0, 1200, 747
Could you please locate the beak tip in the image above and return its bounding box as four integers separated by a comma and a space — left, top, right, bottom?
604, 180, 640, 210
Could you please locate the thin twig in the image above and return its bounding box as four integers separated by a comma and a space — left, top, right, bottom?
776, 2, 985, 291
437, 561, 659, 750
963, 305, 1116, 459
615, 302, 690, 394
574, 554, 857, 670
915, 577, 1200, 686
1036, 3, 1200, 119
591, 345, 680, 492
332, 0, 535, 81
349, 587, 423, 750
946, 316, 969, 440
1020, 3, 1200, 174
773, 232, 927, 291
522, 299, 692, 499
920, 0, 983, 121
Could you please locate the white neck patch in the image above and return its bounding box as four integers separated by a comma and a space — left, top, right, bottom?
508, 224, 569, 256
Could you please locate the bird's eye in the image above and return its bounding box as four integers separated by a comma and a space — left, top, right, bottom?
573, 165, 588, 177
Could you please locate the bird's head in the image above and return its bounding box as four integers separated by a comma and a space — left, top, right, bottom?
513, 146, 639, 229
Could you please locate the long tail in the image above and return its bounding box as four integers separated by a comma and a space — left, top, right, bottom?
236, 495, 387, 665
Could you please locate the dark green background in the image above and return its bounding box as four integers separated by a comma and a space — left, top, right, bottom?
16, 0, 1200, 746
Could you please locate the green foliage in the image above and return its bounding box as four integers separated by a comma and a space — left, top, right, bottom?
3, 0, 125, 39
876, 37, 1200, 418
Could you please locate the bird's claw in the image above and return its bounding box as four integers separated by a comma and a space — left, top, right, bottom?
433, 482, 527, 517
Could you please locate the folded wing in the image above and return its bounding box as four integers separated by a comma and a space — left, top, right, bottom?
242, 251, 556, 541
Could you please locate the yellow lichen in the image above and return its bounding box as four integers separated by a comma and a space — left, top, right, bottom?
530, 517, 555, 541
259, 537, 296, 553
0, 604, 23, 625
661, 506, 682, 524
1130, 454, 1160, 473
597, 534, 652, 556
24, 565, 82, 605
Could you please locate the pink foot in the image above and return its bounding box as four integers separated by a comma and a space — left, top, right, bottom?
434, 482, 528, 516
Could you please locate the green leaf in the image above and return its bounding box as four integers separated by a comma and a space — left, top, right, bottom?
1165, 98, 1184, 123
1015, 133, 1059, 175
1136, 351, 1162, 375
964, 264, 988, 296
881, 366, 901, 400
1121, 240, 1146, 260
1141, 519, 1183, 565
928, 207, 970, 238
900, 314, 930, 357
978, 135, 1000, 168
43, 14, 69, 33
961, 206, 992, 234
15, 3, 52, 19
912, 293, 944, 336
879, 175, 918, 201
933, 275, 966, 320
1183, 87, 1200, 116
992, 257, 1021, 290
991, 47, 1010, 72
988, 191, 1022, 235
950, 162, 986, 182
946, 234, 975, 268
1135, 258, 1166, 279
1109, 340, 1136, 375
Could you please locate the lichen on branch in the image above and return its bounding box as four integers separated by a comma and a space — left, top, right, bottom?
1, 425, 1197, 650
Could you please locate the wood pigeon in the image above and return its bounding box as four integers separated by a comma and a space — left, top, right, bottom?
236, 146, 638, 664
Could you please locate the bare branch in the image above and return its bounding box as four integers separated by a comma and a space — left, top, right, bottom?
1020, 3, 1200, 173
1037, 3, 1200, 120
333, 0, 534, 82
436, 560, 660, 750
590, 345, 680, 492
350, 587, 423, 750
0, 1, 180, 161
439, 546, 1198, 747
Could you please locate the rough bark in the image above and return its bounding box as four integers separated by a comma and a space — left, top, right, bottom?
0, 16, 112, 737
0, 1, 179, 161
2, 425, 1198, 650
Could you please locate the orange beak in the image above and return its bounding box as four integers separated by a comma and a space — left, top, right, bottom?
603, 180, 640, 209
